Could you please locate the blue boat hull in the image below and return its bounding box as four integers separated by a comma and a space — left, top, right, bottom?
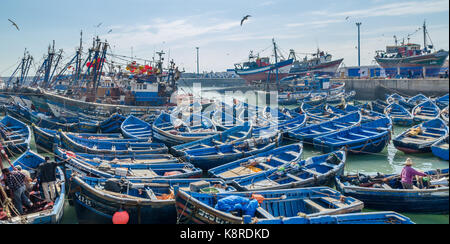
336, 185, 449, 213
431, 137, 449, 161
71, 191, 176, 224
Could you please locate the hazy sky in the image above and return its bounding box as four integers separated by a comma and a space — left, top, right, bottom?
0, 0, 448, 76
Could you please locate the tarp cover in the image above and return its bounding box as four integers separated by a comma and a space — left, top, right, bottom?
215, 196, 259, 217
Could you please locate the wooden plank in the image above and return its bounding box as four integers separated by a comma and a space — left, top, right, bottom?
303, 199, 327, 212
321, 197, 348, 208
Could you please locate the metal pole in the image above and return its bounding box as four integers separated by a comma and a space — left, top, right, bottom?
196, 47, 199, 76
356, 22, 362, 67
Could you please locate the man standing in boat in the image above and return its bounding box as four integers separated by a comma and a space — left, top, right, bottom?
1, 168, 33, 215
401, 158, 428, 189
36, 157, 66, 203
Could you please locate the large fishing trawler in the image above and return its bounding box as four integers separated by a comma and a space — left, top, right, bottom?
289, 49, 344, 76
375, 21, 449, 77
234, 39, 294, 84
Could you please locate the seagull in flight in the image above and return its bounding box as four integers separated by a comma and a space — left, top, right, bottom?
241, 15, 251, 26
95, 22, 102, 28
8, 19, 20, 31
345, 16, 350, 21
107, 29, 113, 34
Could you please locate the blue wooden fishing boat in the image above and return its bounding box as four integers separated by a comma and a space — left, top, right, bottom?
31, 124, 137, 153
313, 118, 392, 154
0, 150, 65, 224
69, 175, 236, 224
371, 99, 389, 114
263, 106, 295, 124
412, 100, 441, 123
287, 112, 361, 143
335, 168, 449, 213
58, 131, 168, 155
66, 152, 179, 165
393, 118, 448, 153
431, 136, 449, 161
399, 94, 429, 111
121, 115, 153, 140
55, 147, 202, 180
0, 115, 31, 156
441, 106, 449, 123
301, 103, 341, 123
170, 122, 252, 157
435, 93, 449, 109
174, 186, 363, 224
384, 103, 414, 126
152, 112, 218, 146
345, 105, 386, 124
182, 133, 283, 171
99, 113, 126, 133
5, 103, 100, 133
208, 103, 244, 130
272, 113, 307, 134
326, 93, 346, 107
238, 107, 274, 129
386, 93, 406, 104
232, 150, 346, 191
208, 144, 303, 181
257, 212, 414, 224
210, 111, 244, 131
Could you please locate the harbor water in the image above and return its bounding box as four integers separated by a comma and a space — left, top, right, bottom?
1, 92, 449, 224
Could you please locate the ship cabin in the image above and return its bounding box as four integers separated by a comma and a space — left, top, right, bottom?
378, 43, 426, 59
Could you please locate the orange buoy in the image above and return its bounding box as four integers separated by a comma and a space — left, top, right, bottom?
112, 210, 129, 224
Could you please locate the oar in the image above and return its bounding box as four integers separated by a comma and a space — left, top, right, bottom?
251, 194, 287, 203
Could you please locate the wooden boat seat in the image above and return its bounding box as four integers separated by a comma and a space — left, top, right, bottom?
321, 197, 347, 208
413, 135, 438, 141
256, 207, 273, 219
283, 151, 299, 157
1, 139, 24, 144
129, 169, 159, 178
257, 162, 274, 169
336, 136, 351, 142
287, 173, 304, 182
303, 168, 322, 176
145, 189, 158, 200
303, 199, 327, 212
349, 132, 367, 138
402, 137, 432, 143
422, 132, 444, 137
320, 163, 337, 168
211, 140, 224, 145
271, 157, 290, 165
220, 167, 255, 178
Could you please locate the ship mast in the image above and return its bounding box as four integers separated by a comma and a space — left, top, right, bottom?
273, 38, 279, 89
423, 20, 427, 51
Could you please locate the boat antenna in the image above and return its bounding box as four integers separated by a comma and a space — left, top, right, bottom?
393, 35, 398, 46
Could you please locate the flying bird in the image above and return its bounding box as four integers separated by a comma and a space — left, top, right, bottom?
107, 29, 113, 34
95, 22, 102, 28
241, 15, 251, 26
8, 19, 20, 31
345, 16, 350, 21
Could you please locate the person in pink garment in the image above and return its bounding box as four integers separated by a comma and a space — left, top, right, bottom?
401, 158, 428, 189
